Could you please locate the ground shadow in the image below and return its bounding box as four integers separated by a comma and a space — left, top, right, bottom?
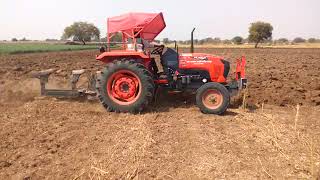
229, 95, 259, 112
146, 90, 239, 117
33, 89, 241, 116
223, 111, 239, 116
146, 90, 196, 113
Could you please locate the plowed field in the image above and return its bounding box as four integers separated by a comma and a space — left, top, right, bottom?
0, 48, 319, 179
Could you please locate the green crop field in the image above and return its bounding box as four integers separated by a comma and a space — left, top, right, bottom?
0, 43, 98, 54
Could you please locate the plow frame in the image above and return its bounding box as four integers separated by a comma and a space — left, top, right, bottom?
33, 69, 96, 98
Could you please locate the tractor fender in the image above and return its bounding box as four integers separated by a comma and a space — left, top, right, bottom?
96, 51, 150, 63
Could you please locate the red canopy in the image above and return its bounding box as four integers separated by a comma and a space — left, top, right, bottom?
107, 12, 166, 40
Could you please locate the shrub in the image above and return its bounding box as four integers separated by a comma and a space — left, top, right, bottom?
232, 36, 244, 45
293, 37, 306, 43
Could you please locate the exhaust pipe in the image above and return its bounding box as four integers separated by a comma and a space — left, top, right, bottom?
191, 28, 196, 53
174, 40, 177, 50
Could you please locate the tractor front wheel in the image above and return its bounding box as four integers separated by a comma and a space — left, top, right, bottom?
196, 82, 230, 115
97, 60, 155, 113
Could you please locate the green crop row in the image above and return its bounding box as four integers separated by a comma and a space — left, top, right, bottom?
0, 43, 98, 54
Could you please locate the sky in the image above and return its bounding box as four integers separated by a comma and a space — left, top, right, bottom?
0, 0, 319, 41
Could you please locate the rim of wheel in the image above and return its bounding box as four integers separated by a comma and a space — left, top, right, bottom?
202, 89, 223, 109
107, 70, 141, 105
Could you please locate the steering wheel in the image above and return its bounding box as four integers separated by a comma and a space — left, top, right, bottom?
150, 45, 164, 55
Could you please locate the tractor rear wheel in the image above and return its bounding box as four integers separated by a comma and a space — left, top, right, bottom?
196, 82, 230, 115
97, 60, 155, 113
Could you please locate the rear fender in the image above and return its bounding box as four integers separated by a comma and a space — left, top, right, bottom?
96, 51, 150, 64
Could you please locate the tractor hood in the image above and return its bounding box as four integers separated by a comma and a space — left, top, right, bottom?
179, 53, 224, 60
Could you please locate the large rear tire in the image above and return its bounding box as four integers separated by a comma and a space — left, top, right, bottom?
196, 82, 230, 115
97, 60, 155, 113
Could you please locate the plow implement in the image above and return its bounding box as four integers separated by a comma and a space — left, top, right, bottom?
32, 69, 97, 98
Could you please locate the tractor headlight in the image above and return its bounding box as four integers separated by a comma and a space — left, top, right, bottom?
202, 78, 208, 83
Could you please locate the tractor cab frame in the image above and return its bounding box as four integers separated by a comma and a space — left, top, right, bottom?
96, 12, 166, 63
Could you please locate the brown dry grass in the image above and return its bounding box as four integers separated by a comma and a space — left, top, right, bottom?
2, 97, 319, 179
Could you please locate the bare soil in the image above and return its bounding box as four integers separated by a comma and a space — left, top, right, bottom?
0, 49, 319, 179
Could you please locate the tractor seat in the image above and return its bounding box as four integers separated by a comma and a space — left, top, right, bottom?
72, 69, 85, 75
161, 48, 179, 71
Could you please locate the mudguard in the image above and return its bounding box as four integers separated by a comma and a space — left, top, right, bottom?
96, 50, 150, 63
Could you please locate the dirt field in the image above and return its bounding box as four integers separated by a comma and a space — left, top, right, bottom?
0, 48, 319, 179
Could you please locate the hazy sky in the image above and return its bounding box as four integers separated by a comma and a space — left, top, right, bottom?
0, 0, 319, 41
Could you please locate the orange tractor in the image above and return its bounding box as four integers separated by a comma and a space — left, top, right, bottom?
34, 12, 247, 114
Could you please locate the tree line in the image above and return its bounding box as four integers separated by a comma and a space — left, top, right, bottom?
10, 21, 319, 48
163, 22, 319, 47
162, 36, 320, 46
